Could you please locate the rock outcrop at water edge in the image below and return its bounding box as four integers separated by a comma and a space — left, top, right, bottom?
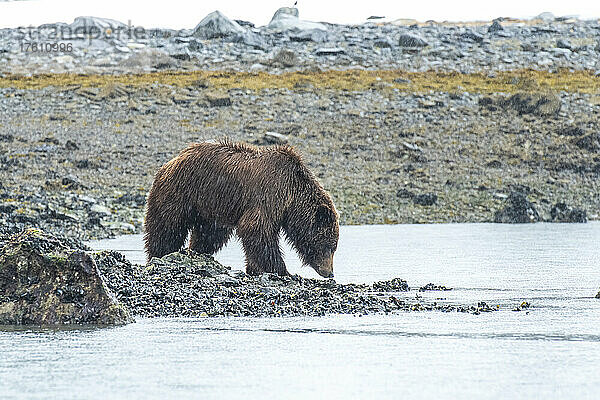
0, 229, 133, 325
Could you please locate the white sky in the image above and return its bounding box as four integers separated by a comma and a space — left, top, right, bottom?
0, 0, 599, 29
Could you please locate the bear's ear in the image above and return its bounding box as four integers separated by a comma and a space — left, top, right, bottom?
315, 204, 336, 227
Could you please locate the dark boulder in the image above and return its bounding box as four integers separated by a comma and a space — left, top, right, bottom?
494, 192, 540, 223
550, 202, 587, 223
461, 30, 484, 43
315, 47, 346, 56
488, 20, 503, 33
192, 11, 245, 39
575, 133, 600, 152
501, 92, 561, 117
398, 33, 428, 48
558, 125, 585, 136
205, 92, 232, 107
0, 229, 132, 325
413, 193, 438, 206
69, 16, 127, 35
396, 188, 415, 199
272, 49, 298, 67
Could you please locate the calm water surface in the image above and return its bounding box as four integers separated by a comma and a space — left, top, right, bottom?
2, 223, 600, 399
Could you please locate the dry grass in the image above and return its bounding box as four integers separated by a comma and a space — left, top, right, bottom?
1, 69, 599, 94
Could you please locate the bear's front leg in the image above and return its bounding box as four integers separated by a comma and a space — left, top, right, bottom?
237, 210, 288, 276
240, 233, 287, 276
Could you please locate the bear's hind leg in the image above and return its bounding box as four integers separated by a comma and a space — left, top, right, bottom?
189, 219, 233, 254
144, 223, 188, 261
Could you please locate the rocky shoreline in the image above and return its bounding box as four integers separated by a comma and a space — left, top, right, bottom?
0, 229, 502, 325
0, 8, 599, 240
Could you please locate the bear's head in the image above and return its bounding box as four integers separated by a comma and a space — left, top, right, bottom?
284, 199, 339, 278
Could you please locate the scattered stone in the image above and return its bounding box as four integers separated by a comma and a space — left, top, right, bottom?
273, 49, 298, 67
575, 133, 600, 152
90, 204, 111, 217
374, 39, 394, 48
402, 141, 423, 152
419, 283, 452, 292
488, 20, 504, 33
169, 48, 192, 62
74, 159, 92, 169
461, 30, 484, 43
115, 193, 146, 206
486, 160, 503, 168
268, 7, 327, 31
398, 33, 428, 48
494, 191, 540, 223
372, 278, 409, 292
536, 12, 555, 23
270, 7, 299, 20
232, 31, 267, 50
65, 140, 79, 150
550, 202, 587, 223
205, 92, 232, 107
61, 175, 83, 190
413, 193, 437, 206
0, 229, 132, 325
254, 131, 288, 145
556, 38, 573, 50
502, 92, 561, 117
315, 47, 345, 56
472, 302, 497, 314
289, 29, 329, 43
69, 16, 127, 35
396, 188, 415, 199
558, 125, 585, 136
192, 10, 246, 39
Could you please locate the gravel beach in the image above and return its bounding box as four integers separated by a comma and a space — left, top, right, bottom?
0, 9, 599, 239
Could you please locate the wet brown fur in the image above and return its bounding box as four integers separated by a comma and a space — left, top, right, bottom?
144, 139, 339, 277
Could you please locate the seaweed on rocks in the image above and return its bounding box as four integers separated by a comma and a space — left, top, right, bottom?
95, 249, 495, 317
0, 229, 503, 321
494, 191, 540, 223
550, 202, 587, 223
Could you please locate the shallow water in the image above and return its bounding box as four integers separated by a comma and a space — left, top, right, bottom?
2, 223, 600, 399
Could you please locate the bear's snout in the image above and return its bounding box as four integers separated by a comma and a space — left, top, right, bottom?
314, 255, 334, 278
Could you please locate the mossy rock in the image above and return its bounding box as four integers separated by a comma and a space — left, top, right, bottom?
0, 229, 133, 325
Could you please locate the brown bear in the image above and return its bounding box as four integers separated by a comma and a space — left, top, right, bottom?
143, 139, 339, 278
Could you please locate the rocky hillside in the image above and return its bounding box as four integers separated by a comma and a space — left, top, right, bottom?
0, 9, 598, 75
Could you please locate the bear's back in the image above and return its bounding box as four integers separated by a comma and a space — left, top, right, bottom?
178, 140, 306, 177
